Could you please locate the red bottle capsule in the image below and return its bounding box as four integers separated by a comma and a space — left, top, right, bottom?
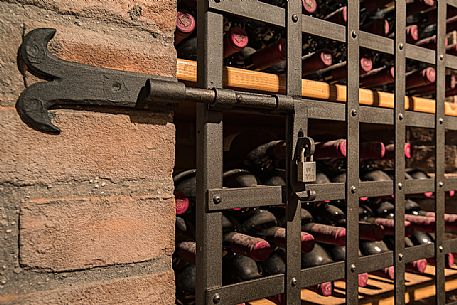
406, 67, 436, 90
223, 27, 249, 58
174, 11, 196, 46
302, 0, 317, 14
302, 50, 333, 76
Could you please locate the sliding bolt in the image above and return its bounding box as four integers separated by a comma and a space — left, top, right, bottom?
291, 277, 297, 287
213, 293, 221, 304
213, 195, 222, 204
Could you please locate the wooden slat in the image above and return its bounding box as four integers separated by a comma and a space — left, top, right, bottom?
177, 59, 457, 117
246, 266, 457, 305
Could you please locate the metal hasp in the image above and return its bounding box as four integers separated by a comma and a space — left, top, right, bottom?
16, 28, 295, 134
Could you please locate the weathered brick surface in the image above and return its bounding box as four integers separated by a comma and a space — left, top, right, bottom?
0, 107, 175, 186
7, 0, 175, 33
0, 4, 27, 104
20, 194, 174, 271
0, 0, 177, 300
0, 270, 175, 305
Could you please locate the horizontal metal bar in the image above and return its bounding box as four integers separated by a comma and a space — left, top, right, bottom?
446, 116, 457, 131
205, 274, 284, 304
305, 180, 435, 202
406, 111, 434, 129
359, 252, 394, 274
300, 262, 345, 287
446, 178, 457, 191
207, 186, 283, 211
359, 181, 393, 198
302, 15, 345, 43
405, 179, 435, 195
209, 0, 285, 27
305, 183, 345, 201
404, 244, 435, 263
444, 238, 457, 254
405, 44, 435, 65
359, 32, 394, 55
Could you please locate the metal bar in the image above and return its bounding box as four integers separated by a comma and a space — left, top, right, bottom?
346, 0, 360, 303
207, 186, 283, 211
205, 275, 284, 305
394, 1, 407, 304
301, 262, 345, 287
304, 180, 435, 203
196, 2, 223, 305
435, 2, 447, 304
285, 1, 303, 303
208, 0, 285, 27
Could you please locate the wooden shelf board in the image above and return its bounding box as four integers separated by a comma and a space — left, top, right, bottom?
245, 266, 457, 305
177, 59, 457, 117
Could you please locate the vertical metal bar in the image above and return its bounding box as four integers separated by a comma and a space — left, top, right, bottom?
285, 1, 303, 304
346, 0, 360, 303
435, 1, 446, 304
196, 2, 223, 305
394, 1, 406, 304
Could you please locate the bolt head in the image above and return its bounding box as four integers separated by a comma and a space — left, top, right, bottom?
439, 182, 444, 187
439, 245, 444, 252
213, 293, 221, 304
440, 54, 445, 60
291, 277, 297, 286
292, 14, 299, 22
398, 253, 403, 261
351, 30, 357, 39
398, 113, 404, 120
350, 264, 356, 272
398, 183, 403, 190
399, 43, 404, 50
213, 195, 222, 204
439, 118, 444, 124
351, 186, 357, 193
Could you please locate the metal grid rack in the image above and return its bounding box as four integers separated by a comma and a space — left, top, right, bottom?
193, 0, 457, 304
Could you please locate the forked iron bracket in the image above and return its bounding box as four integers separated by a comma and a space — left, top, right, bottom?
17, 28, 296, 134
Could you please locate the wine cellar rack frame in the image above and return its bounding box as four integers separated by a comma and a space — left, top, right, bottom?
194, 1, 457, 305
13, 0, 457, 304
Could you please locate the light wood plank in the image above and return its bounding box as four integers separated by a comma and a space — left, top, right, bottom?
177, 59, 457, 117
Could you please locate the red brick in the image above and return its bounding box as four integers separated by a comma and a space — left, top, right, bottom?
24, 18, 176, 77
0, 3, 27, 103
0, 108, 175, 186
16, 0, 175, 33
0, 270, 175, 305
20, 194, 174, 271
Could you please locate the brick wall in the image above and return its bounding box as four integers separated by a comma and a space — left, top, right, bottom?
0, 1, 176, 304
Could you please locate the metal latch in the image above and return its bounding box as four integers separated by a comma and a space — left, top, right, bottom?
296, 136, 316, 183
